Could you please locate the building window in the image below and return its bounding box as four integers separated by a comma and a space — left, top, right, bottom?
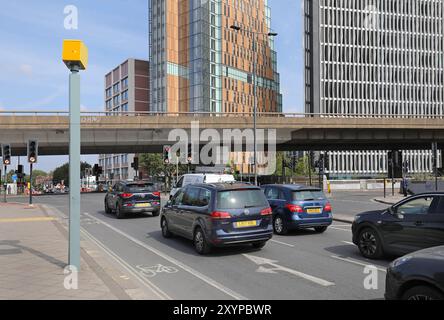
113, 83, 120, 94
121, 77, 128, 89
122, 90, 128, 102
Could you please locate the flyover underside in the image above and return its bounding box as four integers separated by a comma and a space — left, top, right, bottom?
1, 128, 443, 156
1, 115, 444, 155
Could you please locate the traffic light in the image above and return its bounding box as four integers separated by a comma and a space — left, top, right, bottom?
17, 165, 24, 174
27, 140, 38, 164
93, 164, 99, 176
131, 157, 139, 171
388, 151, 403, 179
1, 144, 11, 165
163, 146, 171, 164
324, 153, 330, 172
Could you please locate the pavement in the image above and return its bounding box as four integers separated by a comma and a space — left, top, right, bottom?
0, 201, 161, 300
374, 195, 406, 206
5, 192, 394, 300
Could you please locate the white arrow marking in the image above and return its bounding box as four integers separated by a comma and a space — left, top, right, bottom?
244, 254, 335, 287
256, 266, 279, 274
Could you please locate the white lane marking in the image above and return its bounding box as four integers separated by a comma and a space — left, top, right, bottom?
270, 239, 295, 247
330, 227, 352, 232
330, 255, 387, 273
244, 254, 335, 287
342, 241, 355, 246
331, 225, 352, 227
81, 228, 172, 300
83, 212, 248, 300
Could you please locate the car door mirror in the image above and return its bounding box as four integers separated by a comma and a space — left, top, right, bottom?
389, 206, 405, 219
166, 200, 172, 207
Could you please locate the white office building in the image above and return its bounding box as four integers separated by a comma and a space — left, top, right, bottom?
304, 0, 444, 176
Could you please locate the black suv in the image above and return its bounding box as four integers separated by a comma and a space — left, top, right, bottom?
161, 183, 273, 254
105, 181, 161, 219
352, 193, 444, 259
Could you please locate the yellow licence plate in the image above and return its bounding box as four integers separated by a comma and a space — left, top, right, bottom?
135, 203, 151, 208
235, 221, 258, 228
306, 208, 322, 214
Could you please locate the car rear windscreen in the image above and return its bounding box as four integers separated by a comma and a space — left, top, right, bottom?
127, 184, 156, 193
292, 190, 325, 201
217, 189, 269, 209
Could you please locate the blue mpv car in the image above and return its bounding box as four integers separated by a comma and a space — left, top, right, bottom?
261, 184, 333, 235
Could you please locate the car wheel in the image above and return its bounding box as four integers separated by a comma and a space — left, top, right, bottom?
115, 204, 125, 219
161, 217, 173, 238
358, 228, 383, 259
252, 241, 267, 249
152, 210, 160, 217
314, 226, 328, 233
273, 216, 288, 235
104, 200, 112, 214
402, 285, 444, 300
194, 228, 211, 255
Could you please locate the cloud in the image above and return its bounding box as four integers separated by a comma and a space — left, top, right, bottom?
19, 64, 33, 76
24, 86, 66, 108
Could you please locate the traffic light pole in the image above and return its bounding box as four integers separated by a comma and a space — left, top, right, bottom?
29, 163, 33, 206
3, 165, 6, 203
69, 65, 81, 270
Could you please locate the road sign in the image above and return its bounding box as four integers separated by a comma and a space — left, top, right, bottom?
12, 174, 17, 182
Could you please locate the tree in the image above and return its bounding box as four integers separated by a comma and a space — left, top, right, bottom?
295, 155, 316, 177
32, 170, 47, 178
52, 162, 91, 186
140, 153, 195, 190
140, 154, 166, 177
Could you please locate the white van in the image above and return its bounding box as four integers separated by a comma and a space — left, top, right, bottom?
170, 174, 236, 199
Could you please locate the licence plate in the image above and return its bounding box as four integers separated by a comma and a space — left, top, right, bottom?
306, 208, 322, 214
235, 221, 258, 228
135, 203, 151, 208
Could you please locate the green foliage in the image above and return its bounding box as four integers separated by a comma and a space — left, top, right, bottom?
294, 155, 316, 176
52, 162, 91, 186
140, 153, 194, 183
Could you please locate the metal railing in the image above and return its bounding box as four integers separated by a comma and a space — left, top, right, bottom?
1, 110, 444, 119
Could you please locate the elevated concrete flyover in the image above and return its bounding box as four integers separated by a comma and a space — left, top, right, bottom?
0, 111, 443, 155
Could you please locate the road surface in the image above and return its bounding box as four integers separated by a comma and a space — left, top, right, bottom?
12, 192, 392, 300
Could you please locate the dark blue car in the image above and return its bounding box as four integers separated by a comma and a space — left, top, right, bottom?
161, 183, 273, 254
261, 184, 333, 235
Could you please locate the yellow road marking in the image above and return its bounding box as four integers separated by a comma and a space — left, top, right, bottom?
0, 217, 56, 223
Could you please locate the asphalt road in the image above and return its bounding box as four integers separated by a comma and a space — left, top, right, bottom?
329, 190, 389, 221
13, 192, 393, 300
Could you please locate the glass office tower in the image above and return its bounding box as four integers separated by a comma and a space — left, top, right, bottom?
150, 0, 282, 115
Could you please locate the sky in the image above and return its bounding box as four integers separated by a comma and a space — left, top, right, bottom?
0, 0, 303, 173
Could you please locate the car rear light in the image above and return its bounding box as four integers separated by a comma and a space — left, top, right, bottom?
286, 204, 304, 213
211, 211, 232, 219
260, 207, 272, 216
324, 202, 332, 212
120, 193, 133, 199
153, 192, 161, 197
123, 203, 134, 207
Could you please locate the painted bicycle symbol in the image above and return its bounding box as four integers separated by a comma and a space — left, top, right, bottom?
136, 264, 179, 278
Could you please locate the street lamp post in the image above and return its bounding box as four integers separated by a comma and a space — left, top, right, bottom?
230, 25, 277, 186
62, 40, 88, 271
